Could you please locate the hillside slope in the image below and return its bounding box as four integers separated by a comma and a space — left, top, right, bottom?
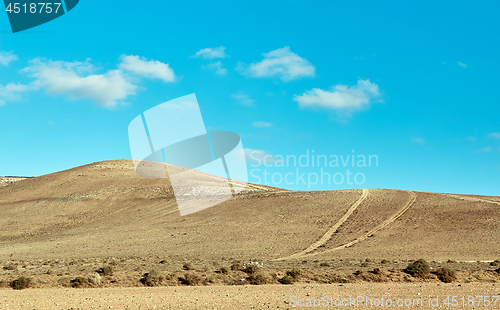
1, 160, 499, 264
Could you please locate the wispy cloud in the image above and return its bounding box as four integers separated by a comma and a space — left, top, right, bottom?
191, 46, 229, 59
119, 55, 175, 82
232, 92, 254, 106
23, 58, 137, 108
487, 132, 500, 139
465, 136, 477, 142
458, 61, 468, 68
479, 147, 492, 153
238, 46, 315, 82
411, 137, 426, 145
0, 51, 18, 66
0, 83, 31, 105
252, 121, 272, 128
294, 79, 380, 111
203, 61, 227, 75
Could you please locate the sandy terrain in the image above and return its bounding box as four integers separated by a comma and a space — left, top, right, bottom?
0, 160, 499, 308
0, 283, 499, 309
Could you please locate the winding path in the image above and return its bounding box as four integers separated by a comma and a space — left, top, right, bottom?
275, 190, 417, 261
274, 189, 369, 261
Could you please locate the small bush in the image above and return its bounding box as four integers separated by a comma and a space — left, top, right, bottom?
360, 262, 369, 267
490, 260, 500, 267
319, 262, 330, 267
87, 273, 101, 286
181, 273, 203, 286
279, 275, 294, 285
243, 264, 260, 274
70, 277, 86, 288
3, 265, 16, 271
381, 259, 389, 264
141, 270, 165, 287
230, 262, 242, 271
183, 262, 194, 270
97, 265, 114, 276
286, 268, 301, 279
373, 267, 382, 275
11, 277, 30, 290
247, 273, 269, 285
219, 267, 229, 274
435, 266, 456, 283
405, 259, 430, 278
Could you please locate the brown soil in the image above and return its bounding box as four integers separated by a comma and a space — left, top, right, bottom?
0, 160, 499, 305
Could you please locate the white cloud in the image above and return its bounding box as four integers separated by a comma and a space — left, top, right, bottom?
411, 137, 426, 145
465, 136, 477, 142
23, 58, 137, 107
458, 61, 468, 68
0, 51, 18, 66
487, 132, 500, 139
239, 46, 315, 82
232, 92, 254, 106
0, 83, 31, 105
192, 46, 229, 59
294, 79, 380, 111
119, 55, 175, 82
0, 83, 30, 99
203, 61, 227, 76
479, 147, 492, 153
252, 121, 272, 128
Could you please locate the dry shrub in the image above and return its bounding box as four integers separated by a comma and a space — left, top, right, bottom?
219, 267, 229, 274
243, 264, 260, 274
181, 272, 203, 285
319, 262, 330, 267
286, 268, 301, 279
141, 270, 165, 287
373, 267, 382, 275
247, 273, 269, 285
70, 277, 86, 288
279, 275, 294, 285
11, 276, 30, 290
3, 265, 16, 271
490, 260, 500, 267
97, 265, 114, 276
87, 273, 101, 286
381, 259, 389, 264
405, 259, 430, 278
230, 261, 242, 271
435, 266, 456, 283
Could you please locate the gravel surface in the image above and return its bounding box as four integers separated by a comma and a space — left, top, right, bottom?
1, 283, 499, 309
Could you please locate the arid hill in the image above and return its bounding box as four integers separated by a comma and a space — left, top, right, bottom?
1, 159, 499, 265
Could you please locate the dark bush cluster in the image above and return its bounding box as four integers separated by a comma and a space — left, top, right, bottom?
405, 259, 430, 278
435, 266, 456, 283
141, 270, 165, 287
11, 276, 30, 290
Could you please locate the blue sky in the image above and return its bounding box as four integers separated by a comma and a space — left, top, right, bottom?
0, 0, 499, 195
